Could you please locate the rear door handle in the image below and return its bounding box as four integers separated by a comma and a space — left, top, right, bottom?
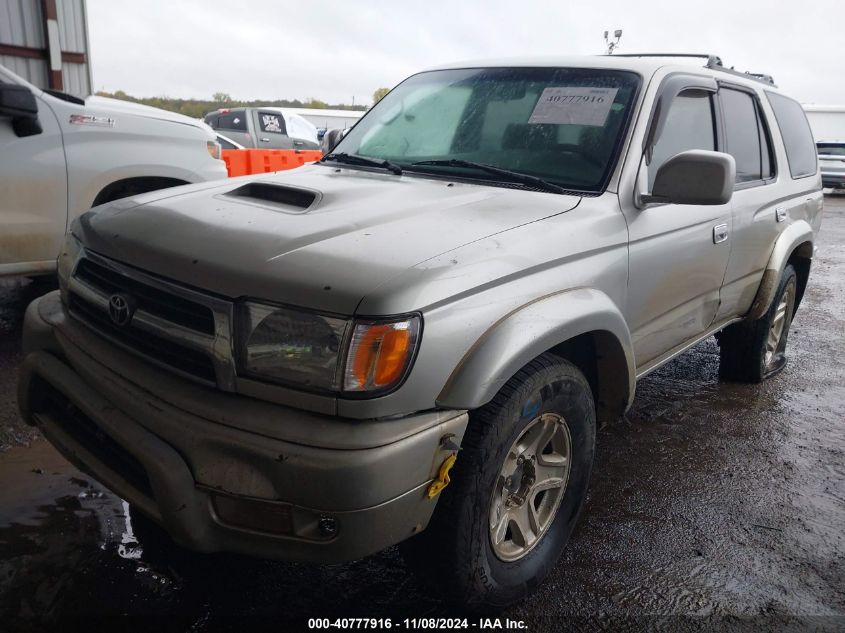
260, 137, 270, 143
713, 223, 729, 244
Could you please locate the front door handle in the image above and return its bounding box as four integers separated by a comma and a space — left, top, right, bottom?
260, 137, 270, 143
713, 223, 729, 244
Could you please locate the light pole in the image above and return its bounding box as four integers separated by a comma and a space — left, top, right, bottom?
604, 29, 623, 55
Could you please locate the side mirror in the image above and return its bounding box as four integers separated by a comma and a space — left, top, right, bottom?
643, 150, 735, 206
0, 84, 42, 137
321, 128, 347, 154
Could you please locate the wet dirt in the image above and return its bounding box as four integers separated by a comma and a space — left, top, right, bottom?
0, 200, 843, 631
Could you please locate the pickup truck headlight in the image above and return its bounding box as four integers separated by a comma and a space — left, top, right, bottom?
238, 302, 421, 394
207, 140, 222, 160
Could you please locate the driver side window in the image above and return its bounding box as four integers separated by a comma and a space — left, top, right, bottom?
648, 90, 716, 189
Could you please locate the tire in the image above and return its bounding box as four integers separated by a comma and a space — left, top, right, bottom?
402, 353, 596, 610
718, 264, 798, 383
127, 505, 199, 573
128, 506, 249, 583
128, 505, 177, 556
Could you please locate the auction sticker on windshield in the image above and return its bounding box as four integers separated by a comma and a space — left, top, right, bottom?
528, 87, 618, 126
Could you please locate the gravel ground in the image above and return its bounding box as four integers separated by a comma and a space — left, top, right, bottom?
0, 198, 843, 632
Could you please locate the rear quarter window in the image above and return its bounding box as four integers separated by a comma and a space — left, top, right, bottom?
766, 92, 817, 179
217, 112, 247, 131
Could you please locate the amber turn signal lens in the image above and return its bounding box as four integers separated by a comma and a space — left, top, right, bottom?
344, 317, 420, 392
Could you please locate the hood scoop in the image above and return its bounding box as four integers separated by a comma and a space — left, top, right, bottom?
223, 182, 320, 213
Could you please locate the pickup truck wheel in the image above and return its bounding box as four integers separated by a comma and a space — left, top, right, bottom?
402, 354, 595, 610
718, 264, 798, 383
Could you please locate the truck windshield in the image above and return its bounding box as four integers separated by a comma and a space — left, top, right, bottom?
332, 67, 640, 193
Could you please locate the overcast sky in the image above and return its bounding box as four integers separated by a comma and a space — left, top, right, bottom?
87, 0, 843, 106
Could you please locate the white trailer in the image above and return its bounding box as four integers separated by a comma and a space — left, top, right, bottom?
803, 105, 845, 143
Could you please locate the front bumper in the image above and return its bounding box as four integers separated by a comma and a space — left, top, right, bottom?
18, 292, 468, 563
821, 172, 845, 189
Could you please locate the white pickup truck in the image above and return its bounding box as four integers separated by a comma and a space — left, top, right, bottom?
0, 64, 228, 277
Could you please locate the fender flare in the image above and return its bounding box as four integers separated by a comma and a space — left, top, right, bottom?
746, 220, 814, 321
436, 288, 636, 420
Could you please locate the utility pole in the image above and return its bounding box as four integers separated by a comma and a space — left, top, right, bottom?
604, 29, 623, 55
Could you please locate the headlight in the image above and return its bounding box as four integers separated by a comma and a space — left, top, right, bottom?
343, 317, 421, 393
57, 232, 83, 296
207, 140, 222, 160
238, 302, 421, 394
238, 302, 349, 391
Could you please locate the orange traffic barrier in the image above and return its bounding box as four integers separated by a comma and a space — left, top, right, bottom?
222, 149, 323, 177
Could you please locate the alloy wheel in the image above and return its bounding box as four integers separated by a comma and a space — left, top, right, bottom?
489, 412, 572, 562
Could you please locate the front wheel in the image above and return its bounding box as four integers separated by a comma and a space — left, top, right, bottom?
402, 354, 596, 610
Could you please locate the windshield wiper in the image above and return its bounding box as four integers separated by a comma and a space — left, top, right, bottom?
410, 159, 567, 194
322, 152, 403, 175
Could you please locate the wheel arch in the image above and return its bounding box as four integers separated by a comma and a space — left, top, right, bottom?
91, 176, 190, 207
436, 288, 635, 424
746, 221, 815, 321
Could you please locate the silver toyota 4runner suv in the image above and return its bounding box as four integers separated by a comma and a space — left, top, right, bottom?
18, 55, 822, 609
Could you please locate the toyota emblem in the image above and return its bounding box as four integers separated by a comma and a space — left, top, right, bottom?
108, 293, 135, 327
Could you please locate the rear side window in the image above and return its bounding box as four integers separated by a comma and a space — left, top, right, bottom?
217, 112, 247, 131
766, 92, 817, 178
649, 90, 715, 189
720, 88, 775, 184
259, 112, 287, 135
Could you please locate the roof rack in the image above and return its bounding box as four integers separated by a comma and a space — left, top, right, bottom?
606, 53, 776, 87
611, 52, 724, 66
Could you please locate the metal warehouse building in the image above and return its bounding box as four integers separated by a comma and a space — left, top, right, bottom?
0, 0, 92, 97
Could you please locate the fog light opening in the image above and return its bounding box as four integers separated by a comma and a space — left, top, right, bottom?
212, 493, 294, 536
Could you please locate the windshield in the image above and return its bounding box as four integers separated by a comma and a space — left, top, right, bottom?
332, 67, 640, 192
818, 143, 845, 156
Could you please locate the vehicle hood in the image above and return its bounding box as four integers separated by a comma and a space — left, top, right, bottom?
73, 165, 581, 315
84, 96, 212, 132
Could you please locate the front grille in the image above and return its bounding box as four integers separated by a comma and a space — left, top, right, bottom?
30, 376, 154, 500
76, 258, 215, 335
67, 253, 229, 386
69, 292, 217, 382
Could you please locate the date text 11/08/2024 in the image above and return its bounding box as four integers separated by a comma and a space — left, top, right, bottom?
307, 618, 528, 629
